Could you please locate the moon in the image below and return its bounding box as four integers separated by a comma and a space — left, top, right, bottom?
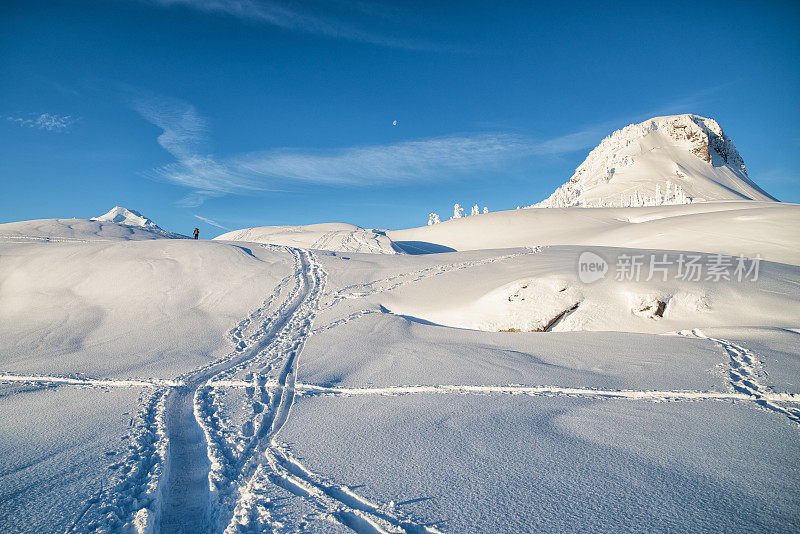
392, 120, 398, 126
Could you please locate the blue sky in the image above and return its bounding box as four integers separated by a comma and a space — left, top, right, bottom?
1, 0, 799, 237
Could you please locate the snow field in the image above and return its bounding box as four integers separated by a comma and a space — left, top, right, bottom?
1, 195, 799, 533
280, 392, 800, 533
0, 387, 152, 533
0, 239, 294, 379
388, 202, 800, 265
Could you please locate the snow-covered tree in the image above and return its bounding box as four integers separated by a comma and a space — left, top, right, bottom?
428, 213, 440, 225
471, 204, 480, 216
453, 203, 464, 219
483, 206, 489, 214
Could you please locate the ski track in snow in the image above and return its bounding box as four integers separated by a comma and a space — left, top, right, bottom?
309, 309, 381, 337
685, 329, 800, 424
219, 248, 442, 534
0, 234, 110, 243
5, 244, 797, 532
204, 381, 800, 404
0, 374, 181, 388
318, 246, 541, 312
157, 246, 315, 534
65, 388, 170, 533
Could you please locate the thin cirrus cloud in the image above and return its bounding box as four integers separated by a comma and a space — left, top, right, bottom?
6, 113, 76, 131
132, 95, 603, 207
139, 0, 447, 51
194, 214, 230, 230
130, 96, 207, 160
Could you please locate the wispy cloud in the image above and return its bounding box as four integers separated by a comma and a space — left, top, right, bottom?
194, 214, 230, 230
131, 94, 618, 206
147, 133, 538, 206
130, 96, 207, 160
6, 113, 77, 131
139, 0, 446, 51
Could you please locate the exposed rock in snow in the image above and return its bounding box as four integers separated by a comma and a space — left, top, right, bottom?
532, 114, 776, 208
92, 206, 160, 228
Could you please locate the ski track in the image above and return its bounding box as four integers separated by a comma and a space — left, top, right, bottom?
7, 243, 795, 532
309, 309, 380, 337
0, 374, 181, 388
217, 249, 443, 534
318, 246, 541, 312
158, 246, 313, 534
66, 388, 170, 533
0, 234, 109, 243
203, 381, 800, 404
686, 329, 800, 424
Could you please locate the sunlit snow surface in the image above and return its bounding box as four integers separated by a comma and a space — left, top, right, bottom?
1, 201, 799, 533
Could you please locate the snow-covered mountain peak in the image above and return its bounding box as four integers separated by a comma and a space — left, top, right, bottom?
92, 206, 160, 228
533, 114, 775, 208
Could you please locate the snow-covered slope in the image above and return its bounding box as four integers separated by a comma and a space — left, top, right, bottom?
0, 217, 187, 242
2, 224, 799, 532
0, 239, 292, 378
215, 222, 399, 254
372, 246, 800, 334
91, 206, 160, 228
533, 114, 776, 208
389, 201, 800, 265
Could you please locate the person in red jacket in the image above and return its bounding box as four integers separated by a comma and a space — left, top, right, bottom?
193, 227, 199, 240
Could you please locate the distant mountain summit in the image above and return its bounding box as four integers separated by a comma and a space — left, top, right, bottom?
92, 206, 161, 228
533, 114, 776, 208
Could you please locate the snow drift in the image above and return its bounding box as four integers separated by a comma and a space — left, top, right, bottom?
0, 240, 292, 378
376, 246, 800, 334
214, 222, 399, 254
389, 202, 800, 265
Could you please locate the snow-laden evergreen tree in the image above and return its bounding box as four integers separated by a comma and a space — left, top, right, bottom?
428, 213, 440, 225
471, 204, 480, 216
453, 204, 464, 219
483, 206, 489, 214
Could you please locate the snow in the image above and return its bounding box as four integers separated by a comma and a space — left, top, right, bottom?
531, 114, 776, 208
281, 394, 800, 533
365, 246, 800, 334
0, 239, 293, 379
92, 206, 161, 229
388, 202, 800, 265
215, 222, 398, 254
0, 207, 189, 242
0, 387, 143, 533
301, 312, 730, 392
